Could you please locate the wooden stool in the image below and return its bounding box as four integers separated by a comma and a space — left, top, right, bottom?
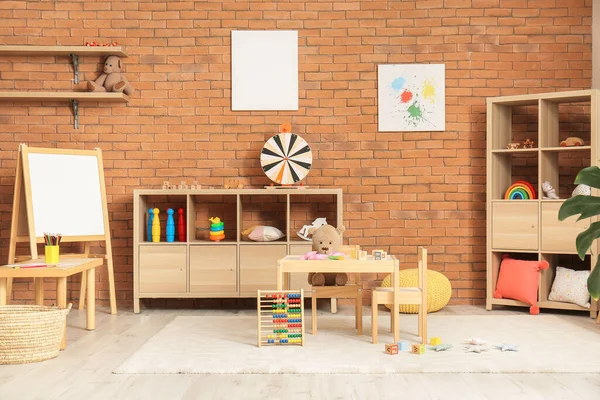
311, 284, 362, 335
371, 247, 428, 344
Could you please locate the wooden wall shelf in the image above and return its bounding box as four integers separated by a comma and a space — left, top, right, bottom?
0, 91, 129, 128
0, 45, 128, 58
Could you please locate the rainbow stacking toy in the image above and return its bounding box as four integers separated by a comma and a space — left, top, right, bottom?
209, 217, 225, 241
504, 180, 537, 200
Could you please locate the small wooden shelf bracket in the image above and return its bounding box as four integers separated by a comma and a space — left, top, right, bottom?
70, 53, 80, 84
71, 99, 79, 129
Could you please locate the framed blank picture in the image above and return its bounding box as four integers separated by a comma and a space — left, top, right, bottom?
231, 30, 299, 111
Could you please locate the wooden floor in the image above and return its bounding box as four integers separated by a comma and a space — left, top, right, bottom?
1, 305, 599, 400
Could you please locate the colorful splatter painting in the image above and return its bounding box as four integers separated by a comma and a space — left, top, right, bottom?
378, 64, 445, 132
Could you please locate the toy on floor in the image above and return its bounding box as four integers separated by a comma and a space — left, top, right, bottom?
522, 138, 534, 148
257, 289, 304, 347
178, 208, 186, 241
147, 208, 154, 241
494, 343, 519, 352
209, 217, 225, 241
397, 341, 410, 352
464, 337, 487, 345
306, 224, 348, 286
297, 217, 328, 241
572, 184, 591, 197
166, 208, 175, 242
542, 181, 559, 199
504, 180, 537, 200
464, 345, 488, 353
430, 337, 442, 346
412, 344, 425, 355
151, 208, 160, 242
87, 55, 134, 95
385, 343, 398, 355
560, 137, 584, 147
430, 344, 453, 352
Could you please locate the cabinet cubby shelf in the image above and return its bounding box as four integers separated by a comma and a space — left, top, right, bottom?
133, 188, 343, 313
0, 45, 128, 57
486, 89, 599, 318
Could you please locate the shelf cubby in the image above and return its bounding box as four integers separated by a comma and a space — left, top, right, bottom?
539, 253, 591, 311
138, 194, 187, 243
289, 193, 339, 242
239, 194, 287, 243
190, 194, 237, 242
487, 89, 599, 318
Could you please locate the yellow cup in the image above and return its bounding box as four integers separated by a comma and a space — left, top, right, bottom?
45, 245, 59, 265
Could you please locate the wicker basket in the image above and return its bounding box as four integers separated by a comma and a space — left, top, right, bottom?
0, 303, 72, 364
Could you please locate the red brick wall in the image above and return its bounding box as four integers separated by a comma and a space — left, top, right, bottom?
0, 0, 592, 307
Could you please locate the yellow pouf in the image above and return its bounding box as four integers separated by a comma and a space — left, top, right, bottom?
381, 269, 451, 313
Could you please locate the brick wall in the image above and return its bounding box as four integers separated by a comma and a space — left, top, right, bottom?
0, 0, 592, 307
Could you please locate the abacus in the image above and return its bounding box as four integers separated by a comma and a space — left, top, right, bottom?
257, 289, 305, 347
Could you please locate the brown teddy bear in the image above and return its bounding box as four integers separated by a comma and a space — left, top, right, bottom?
306, 224, 348, 286
87, 55, 134, 95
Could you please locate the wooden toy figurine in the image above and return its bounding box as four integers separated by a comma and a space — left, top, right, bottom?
430, 337, 442, 346
152, 208, 160, 242
166, 208, 175, 242
147, 208, 154, 241
177, 208, 186, 242
397, 341, 410, 352
412, 344, 425, 355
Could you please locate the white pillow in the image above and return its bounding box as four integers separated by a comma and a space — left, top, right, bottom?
548, 266, 590, 308
247, 226, 285, 242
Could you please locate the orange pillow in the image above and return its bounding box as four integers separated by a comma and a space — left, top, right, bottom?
494, 255, 549, 315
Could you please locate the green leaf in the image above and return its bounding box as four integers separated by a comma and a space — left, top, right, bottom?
574, 166, 600, 189
589, 258, 600, 301
558, 196, 600, 221
575, 221, 600, 260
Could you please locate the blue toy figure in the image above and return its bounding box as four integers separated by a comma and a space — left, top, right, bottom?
166, 208, 175, 242
147, 208, 154, 241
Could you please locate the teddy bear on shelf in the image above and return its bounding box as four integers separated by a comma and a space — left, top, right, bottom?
87, 55, 134, 95
303, 224, 348, 286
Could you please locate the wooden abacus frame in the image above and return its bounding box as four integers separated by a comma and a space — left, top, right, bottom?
257, 289, 305, 347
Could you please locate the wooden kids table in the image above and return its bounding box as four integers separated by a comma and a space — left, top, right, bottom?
0, 258, 102, 349
276, 255, 400, 343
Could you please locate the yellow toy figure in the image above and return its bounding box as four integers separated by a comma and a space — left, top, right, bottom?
209, 217, 225, 241
152, 208, 161, 242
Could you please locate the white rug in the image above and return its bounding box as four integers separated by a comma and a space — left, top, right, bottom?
114, 314, 600, 374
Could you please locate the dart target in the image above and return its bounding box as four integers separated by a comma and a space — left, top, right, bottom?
260, 133, 312, 185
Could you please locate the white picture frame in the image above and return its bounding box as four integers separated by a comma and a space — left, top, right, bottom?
231, 30, 299, 111
378, 64, 445, 132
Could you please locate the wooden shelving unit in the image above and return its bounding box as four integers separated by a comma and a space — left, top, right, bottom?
0, 45, 128, 57
486, 89, 600, 318
0, 91, 128, 102
133, 188, 343, 313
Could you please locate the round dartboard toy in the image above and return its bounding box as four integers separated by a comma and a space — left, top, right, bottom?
260, 132, 313, 185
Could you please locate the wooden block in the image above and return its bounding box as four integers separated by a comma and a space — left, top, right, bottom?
385, 343, 398, 355
397, 341, 410, 351
412, 344, 425, 355
430, 337, 442, 346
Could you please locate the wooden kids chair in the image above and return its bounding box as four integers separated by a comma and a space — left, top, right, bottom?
311, 245, 362, 335
371, 247, 428, 344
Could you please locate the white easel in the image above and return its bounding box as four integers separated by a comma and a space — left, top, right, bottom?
7, 144, 117, 314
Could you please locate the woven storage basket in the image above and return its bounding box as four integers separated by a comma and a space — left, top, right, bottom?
0, 303, 72, 364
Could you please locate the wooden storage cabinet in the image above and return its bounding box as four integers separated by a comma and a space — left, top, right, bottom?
491, 202, 538, 250
189, 245, 237, 295
486, 89, 599, 318
133, 189, 343, 313
541, 203, 590, 254
139, 245, 187, 294
239, 245, 288, 296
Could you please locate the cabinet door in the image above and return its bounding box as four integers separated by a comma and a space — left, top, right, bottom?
139, 245, 187, 294
541, 203, 590, 254
492, 202, 538, 250
239, 245, 287, 296
289, 243, 314, 296
189, 245, 237, 295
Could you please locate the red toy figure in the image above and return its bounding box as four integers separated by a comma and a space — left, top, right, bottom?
177, 208, 186, 242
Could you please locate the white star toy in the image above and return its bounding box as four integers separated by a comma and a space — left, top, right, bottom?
464, 337, 487, 345
494, 343, 519, 352
464, 345, 488, 353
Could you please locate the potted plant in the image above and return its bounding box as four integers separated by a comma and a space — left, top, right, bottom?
558, 166, 600, 321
